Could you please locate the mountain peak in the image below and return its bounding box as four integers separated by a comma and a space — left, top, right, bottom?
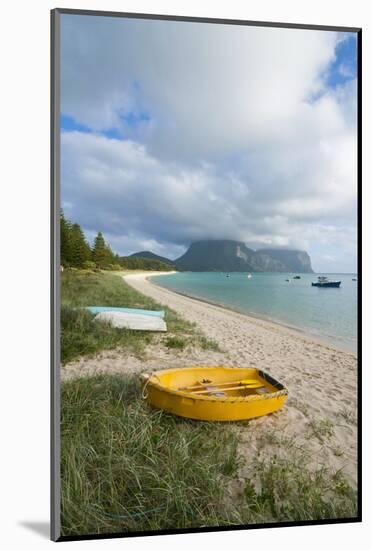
130, 240, 314, 273
175, 240, 313, 272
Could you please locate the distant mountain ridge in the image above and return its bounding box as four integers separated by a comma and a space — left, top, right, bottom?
253, 248, 313, 273
130, 250, 176, 266
132, 240, 314, 273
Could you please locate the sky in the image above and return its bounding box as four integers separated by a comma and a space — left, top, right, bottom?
60, 15, 358, 272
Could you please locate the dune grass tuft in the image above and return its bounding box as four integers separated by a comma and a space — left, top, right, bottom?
61, 374, 240, 536
61, 271, 219, 363
242, 453, 357, 523
60, 306, 153, 364
61, 374, 357, 536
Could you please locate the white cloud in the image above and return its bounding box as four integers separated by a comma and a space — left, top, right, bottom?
61, 17, 342, 157
60, 15, 357, 271
61, 129, 357, 270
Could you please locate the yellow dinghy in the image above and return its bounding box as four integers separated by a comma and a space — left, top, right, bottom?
140, 366, 288, 421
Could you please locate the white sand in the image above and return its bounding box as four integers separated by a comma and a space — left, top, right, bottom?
125, 272, 358, 485
62, 271, 358, 487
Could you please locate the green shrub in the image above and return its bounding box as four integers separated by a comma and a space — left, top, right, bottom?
105, 264, 122, 271
165, 337, 187, 350
82, 260, 96, 270
119, 256, 174, 271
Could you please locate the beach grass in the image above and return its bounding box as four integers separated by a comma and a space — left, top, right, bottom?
61, 305, 153, 364
61, 270, 219, 363
61, 373, 240, 536
307, 418, 334, 443
61, 373, 357, 536
60, 270, 357, 534
242, 453, 357, 523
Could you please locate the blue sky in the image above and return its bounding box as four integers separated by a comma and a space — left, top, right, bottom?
326, 33, 357, 87
60, 16, 358, 272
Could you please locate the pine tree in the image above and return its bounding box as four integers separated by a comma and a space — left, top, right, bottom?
105, 243, 115, 265
60, 210, 73, 266
61, 211, 115, 270
70, 223, 91, 267
92, 232, 109, 268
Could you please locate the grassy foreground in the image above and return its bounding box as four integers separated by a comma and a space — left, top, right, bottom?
61, 270, 218, 363
60, 269, 357, 536
61, 374, 357, 537
61, 374, 240, 536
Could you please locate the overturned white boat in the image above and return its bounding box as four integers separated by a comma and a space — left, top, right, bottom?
94, 311, 167, 331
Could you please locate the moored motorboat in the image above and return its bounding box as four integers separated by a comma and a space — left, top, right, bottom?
140, 366, 288, 421
311, 276, 341, 288
293, 275, 301, 279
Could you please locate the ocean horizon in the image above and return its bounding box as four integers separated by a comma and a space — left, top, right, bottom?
154, 271, 358, 353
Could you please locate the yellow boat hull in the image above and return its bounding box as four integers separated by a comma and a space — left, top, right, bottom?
141, 366, 288, 421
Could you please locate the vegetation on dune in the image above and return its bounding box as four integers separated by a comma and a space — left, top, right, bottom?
243, 452, 357, 523
61, 270, 219, 363
60, 306, 152, 364
61, 270, 158, 310
61, 374, 240, 536
60, 374, 357, 537
118, 256, 174, 271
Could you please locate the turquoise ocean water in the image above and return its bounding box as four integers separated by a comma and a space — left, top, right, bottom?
155, 272, 358, 352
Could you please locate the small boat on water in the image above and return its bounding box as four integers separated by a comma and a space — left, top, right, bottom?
247, 273, 252, 279
293, 275, 301, 279
285, 278, 290, 282
311, 276, 341, 288
140, 366, 288, 421
352, 277, 357, 281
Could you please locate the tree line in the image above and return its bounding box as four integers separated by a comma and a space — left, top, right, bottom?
60, 211, 173, 271
61, 210, 116, 269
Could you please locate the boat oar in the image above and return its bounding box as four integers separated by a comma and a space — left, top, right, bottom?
191, 382, 264, 395
180, 378, 261, 391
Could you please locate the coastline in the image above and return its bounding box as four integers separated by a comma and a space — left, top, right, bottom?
134, 271, 356, 356
122, 271, 358, 486
63, 270, 358, 490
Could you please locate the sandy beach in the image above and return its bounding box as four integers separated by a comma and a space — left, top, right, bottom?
62, 271, 358, 488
